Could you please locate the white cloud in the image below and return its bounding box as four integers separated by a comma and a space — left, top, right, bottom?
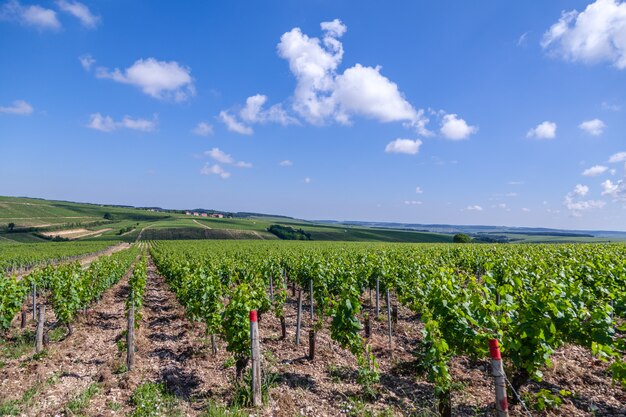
384, 138, 422, 155
465, 205, 483, 211
508, 181, 524, 185
56, 0, 99, 28
542, 0, 626, 69
79, 54, 95, 71
582, 165, 608, 176
0, 99, 33, 115
415, 186, 423, 194
608, 151, 626, 163
204, 148, 252, 168
96, 58, 195, 101
279, 160, 293, 167
440, 113, 477, 140
602, 101, 621, 111
579, 118, 606, 136
86, 113, 157, 132
521, 207, 531, 212
277, 19, 431, 132
404, 200, 422, 205
304, 177, 312, 184
563, 184, 605, 216
527, 121, 557, 139
1, 0, 61, 30
574, 183, 589, 196
498, 203, 507, 209
200, 163, 230, 179
601, 179, 621, 196
219, 111, 253, 135
518, 32, 528, 46
192, 122, 213, 137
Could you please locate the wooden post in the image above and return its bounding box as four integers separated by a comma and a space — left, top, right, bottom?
211, 334, 218, 355
309, 279, 314, 320
269, 276, 274, 301
369, 287, 373, 308
308, 330, 316, 360
32, 283, 37, 321
21, 310, 27, 329
386, 289, 392, 349
250, 310, 262, 407
364, 313, 371, 338
375, 278, 380, 319
295, 289, 302, 345
127, 306, 135, 371
489, 339, 509, 417
392, 304, 398, 325
35, 305, 45, 353
280, 316, 287, 340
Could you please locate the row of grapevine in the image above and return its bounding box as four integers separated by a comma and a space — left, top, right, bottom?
0, 245, 139, 335
0, 241, 120, 273
149, 240, 626, 413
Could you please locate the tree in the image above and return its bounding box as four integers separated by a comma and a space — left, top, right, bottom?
103, 213, 113, 220
7, 222, 15, 232
453, 233, 472, 243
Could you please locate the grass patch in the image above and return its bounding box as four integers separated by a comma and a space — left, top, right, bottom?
0, 330, 35, 360
232, 369, 276, 407
106, 400, 122, 411
64, 383, 100, 416
131, 382, 181, 417
0, 400, 20, 416
201, 402, 246, 417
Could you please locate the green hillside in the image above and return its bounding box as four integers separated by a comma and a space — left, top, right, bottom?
0, 196, 453, 243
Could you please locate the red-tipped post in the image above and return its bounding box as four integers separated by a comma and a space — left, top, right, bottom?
489, 339, 509, 417
250, 310, 261, 407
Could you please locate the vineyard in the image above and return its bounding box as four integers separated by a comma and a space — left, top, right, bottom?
0, 240, 625, 416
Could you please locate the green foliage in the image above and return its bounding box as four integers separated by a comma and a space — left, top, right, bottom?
267, 224, 311, 240
131, 382, 180, 417
127, 254, 147, 325
452, 233, 473, 243
64, 383, 100, 416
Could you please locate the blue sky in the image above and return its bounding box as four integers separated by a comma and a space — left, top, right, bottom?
1, 0, 626, 230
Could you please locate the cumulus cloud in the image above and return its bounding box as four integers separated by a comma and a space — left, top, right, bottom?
79, 54, 95, 71
440, 113, 477, 140
384, 138, 422, 155
0, 99, 33, 115
276, 19, 431, 131
582, 165, 608, 176
579, 118, 606, 135
563, 184, 605, 216
86, 113, 157, 132
1, 0, 61, 30
465, 205, 483, 211
404, 200, 422, 205
542, 0, 626, 69
279, 160, 293, 167
219, 111, 253, 135
219, 94, 298, 134
192, 122, 213, 137
304, 177, 312, 184
200, 163, 230, 179
527, 121, 557, 139
56, 0, 99, 28
204, 148, 252, 168
415, 186, 423, 194
608, 151, 626, 163
96, 58, 195, 101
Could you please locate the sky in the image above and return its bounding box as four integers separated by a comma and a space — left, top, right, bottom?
1, 0, 626, 230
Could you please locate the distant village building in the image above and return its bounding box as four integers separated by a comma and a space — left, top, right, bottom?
193, 212, 200, 216
185, 211, 192, 215
210, 213, 224, 218
200, 213, 208, 217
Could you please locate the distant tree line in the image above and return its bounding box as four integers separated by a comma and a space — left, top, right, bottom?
267, 224, 312, 240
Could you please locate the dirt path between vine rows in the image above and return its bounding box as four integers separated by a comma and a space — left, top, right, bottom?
0, 259, 137, 416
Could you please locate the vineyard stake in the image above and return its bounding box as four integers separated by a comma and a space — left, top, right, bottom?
364, 312, 371, 338
269, 275, 274, 301
20, 309, 27, 329
375, 278, 380, 319
32, 283, 36, 321
489, 339, 509, 417
295, 289, 302, 346
369, 288, 373, 308
127, 305, 135, 371
35, 305, 45, 353
308, 330, 316, 360
386, 289, 392, 349
250, 310, 262, 407
309, 279, 314, 320
211, 334, 218, 355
